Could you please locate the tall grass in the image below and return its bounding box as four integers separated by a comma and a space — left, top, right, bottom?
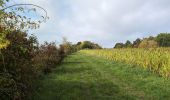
81, 48, 170, 78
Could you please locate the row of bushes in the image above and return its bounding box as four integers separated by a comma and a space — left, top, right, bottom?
0, 29, 102, 100
0, 31, 74, 100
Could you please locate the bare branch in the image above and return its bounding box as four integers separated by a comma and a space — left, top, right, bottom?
0, 3, 48, 22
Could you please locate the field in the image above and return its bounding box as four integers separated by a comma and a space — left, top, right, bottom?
81, 48, 170, 78
30, 51, 170, 100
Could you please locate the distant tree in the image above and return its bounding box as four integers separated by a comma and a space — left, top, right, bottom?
80, 41, 102, 49
81, 41, 92, 49
138, 39, 158, 48
148, 36, 155, 40
92, 43, 102, 49
114, 43, 124, 48
133, 38, 141, 48
61, 37, 73, 55
156, 33, 170, 47
125, 40, 132, 48
75, 42, 81, 50
76, 42, 82, 45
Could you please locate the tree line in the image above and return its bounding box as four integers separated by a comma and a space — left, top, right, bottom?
60, 39, 102, 54
114, 33, 170, 48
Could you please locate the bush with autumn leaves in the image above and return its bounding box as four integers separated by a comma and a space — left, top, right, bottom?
0, 30, 69, 99
0, 0, 70, 99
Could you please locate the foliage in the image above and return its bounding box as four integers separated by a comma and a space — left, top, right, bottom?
156, 33, 170, 47
58, 40, 102, 55
0, 31, 68, 99
0, 29, 10, 49
132, 38, 141, 48
76, 41, 102, 49
114, 33, 170, 48
114, 41, 133, 48
60, 37, 74, 55
138, 39, 158, 48
81, 48, 170, 78
0, 0, 48, 49
0, 31, 38, 99
33, 42, 64, 74
125, 40, 132, 48
0, 1, 71, 100
0, 1, 51, 99
114, 43, 124, 48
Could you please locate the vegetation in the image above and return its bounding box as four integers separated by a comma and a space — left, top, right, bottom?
114, 33, 170, 48
33, 41, 65, 75
0, 0, 70, 99
0, 28, 100, 100
76, 41, 102, 50
31, 52, 170, 100
138, 39, 158, 48
0, 30, 72, 99
1, 0, 170, 100
156, 33, 170, 47
81, 48, 170, 78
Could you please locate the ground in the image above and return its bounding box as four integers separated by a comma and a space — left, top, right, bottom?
30, 52, 170, 100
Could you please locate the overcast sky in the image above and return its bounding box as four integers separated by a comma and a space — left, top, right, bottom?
12, 0, 170, 47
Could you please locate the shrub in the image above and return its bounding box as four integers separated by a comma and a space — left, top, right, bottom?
33, 42, 63, 74
0, 31, 38, 99
0, 31, 67, 99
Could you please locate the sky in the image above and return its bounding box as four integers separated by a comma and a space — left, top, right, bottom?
10, 0, 170, 47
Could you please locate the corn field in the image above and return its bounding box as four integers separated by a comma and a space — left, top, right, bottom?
81, 48, 170, 78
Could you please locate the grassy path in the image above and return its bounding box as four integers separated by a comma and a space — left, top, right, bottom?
31, 52, 170, 100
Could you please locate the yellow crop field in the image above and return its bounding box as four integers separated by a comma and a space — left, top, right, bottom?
81, 48, 170, 78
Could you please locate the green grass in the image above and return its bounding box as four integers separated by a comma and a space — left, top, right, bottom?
30, 51, 170, 100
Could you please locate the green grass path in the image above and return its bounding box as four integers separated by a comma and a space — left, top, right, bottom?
31, 52, 170, 100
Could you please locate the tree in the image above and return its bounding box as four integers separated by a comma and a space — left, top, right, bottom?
92, 43, 102, 49
76, 42, 82, 45
133, 38, 141, 48
81, 41, 92, 49
148, 36, 155, 40
61, 37, 73, 55
81, 41, 102, 49
138, 39, 158, 48
125, 40, 132, 48
0, 0, 48, 49
156, 33, 170, 47
114, 43, 124, 48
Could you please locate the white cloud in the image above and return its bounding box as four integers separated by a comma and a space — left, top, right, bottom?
13, 0, 170, 47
